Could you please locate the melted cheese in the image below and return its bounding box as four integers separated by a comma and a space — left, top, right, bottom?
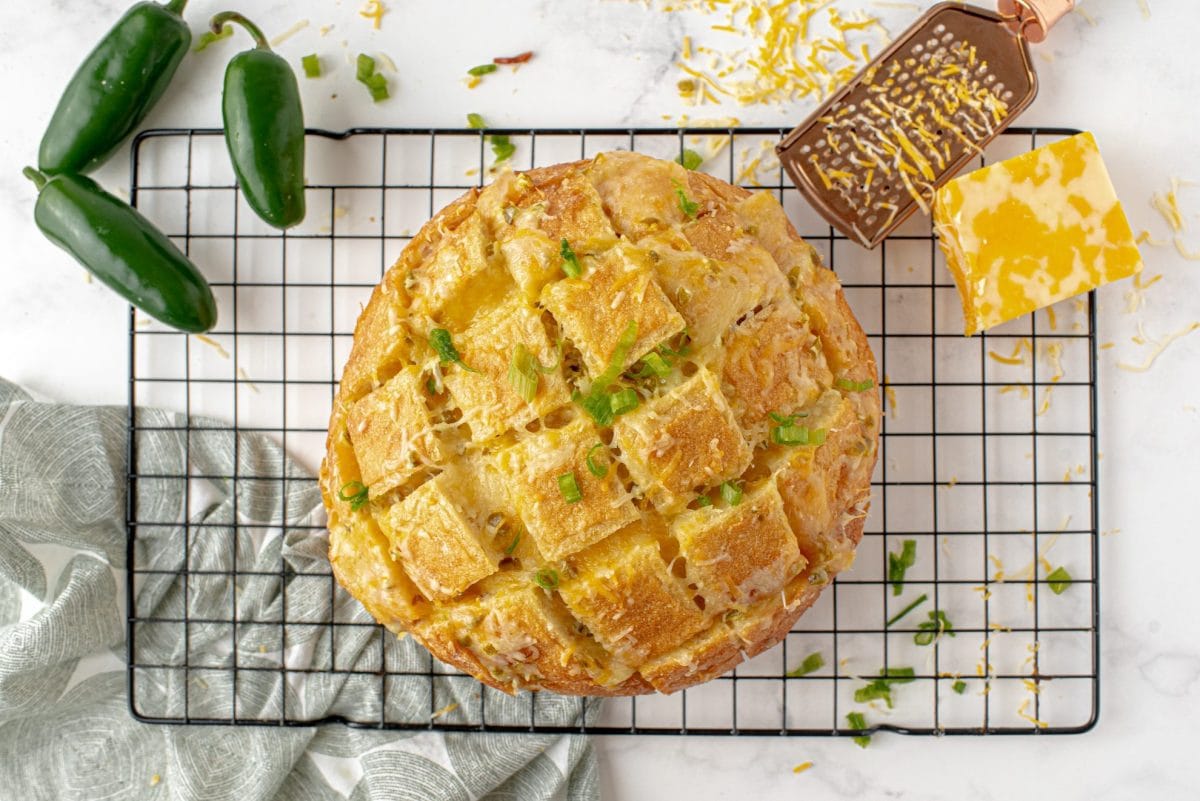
933, 132, 1143, 335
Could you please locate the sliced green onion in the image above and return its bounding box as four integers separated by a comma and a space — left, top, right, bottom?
508, 344, 540, 402
557, 472, 582, 504
575, 390, 614, 427
952, 680, 967, 695
786, 651, 825, 678
429, 328, 475, 372
338, 481, 369, 511
846, 711, 871, 748
772, 424, 809, 445
853, 667, 915, 709
677, 148, 704, 171
672, 180, 699, 218
194, 24, 233, 52
356, 54, 376, 81
468, 63, 498, 76
425, 377, 440, 395
634, 351, 672, 379
586, 443, 609, 478
887, 539, 917, 596
560, 238, 582, 278
695, 495, 712, 507
835, 377, 876, 392
504, 531, 521, 555
884, 592, 928, 627
575, 321, 639, 426
467, 112, 487, 129
1047, 566, 1072, 594
534, 567, 559, 590
364, 73, 389, 102
490, 134, 515, 163
720, 481, 743, 507
609, 388, 639, 416
913, 610, 955, 646
301, 54, 321, 78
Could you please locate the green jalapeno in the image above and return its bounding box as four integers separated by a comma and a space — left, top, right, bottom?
38, 0, 192, 176
212, 12, 307, 229
24, 167, 217, 333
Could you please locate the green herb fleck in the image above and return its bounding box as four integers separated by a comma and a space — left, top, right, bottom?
429, 328, 476, 372
557, 472, 582, 504
846, 711, 871, 748
609, 387, 639, 416
337, 481, 369, 511
1047, 566, 1072, 594
504, 531, 521, 555
468, 63, 498, 76
490, 134, 515, 163
786, 652, 825, 678
672, 180, 699, 218
677, 148, 704, 171
534, 567, 559, 590
560, 238, 582, 278
952, 679, 967, 695
884, 592, 928, 627
586, 443, 609, 478
467, 112, 487, 129
913, 610, 955, 646
301, 54, 321, 78
720, 480, 743, 507
887, 539, 917, 596
853, 667, 915, 709
695, 495, 712, 507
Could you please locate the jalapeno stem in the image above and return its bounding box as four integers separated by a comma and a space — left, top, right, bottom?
210, 11, 271, 50
164, 0, 189, 15
22, 166, 48, 192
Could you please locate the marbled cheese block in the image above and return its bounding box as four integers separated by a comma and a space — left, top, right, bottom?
933, 132, 1143, 335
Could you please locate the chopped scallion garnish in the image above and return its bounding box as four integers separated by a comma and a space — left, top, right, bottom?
490, 134, 515, 163
672, 179, 699, 218
534, 567, 559, 590
846, 711, 871, 748
468, 63, 498, 76
355, 54, 389, 102
504, 532, 521, 555
853, 667, 915, 709
771, 422, 827, 446
467, 112, 486, 129
301, 54, 321, 78
429, 328, 476, 372
677, 149, 704, 171
586, 443, 609, 478
557, 472, 582, 504
720, 481, 743, 507
786, 651, 825, 678
835, 377, 876, 392
609, 387, 639, 416
338, 481, 369, 511
634, 351, 672, 379
952, 679, 967, 695
560, 238, 582, 278
913, 610, 955, 646
887, 539, 917, 596
508, 344, 545, 402
695, 495, 712, 507
576, 321, 640, 426
884, 592, 928, 627
1047, 566, 1072, 594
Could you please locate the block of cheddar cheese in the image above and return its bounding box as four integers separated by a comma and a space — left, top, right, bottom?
933, 132, 1143, 335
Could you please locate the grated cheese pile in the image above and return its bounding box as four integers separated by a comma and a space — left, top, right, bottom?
643, 0, 890, 107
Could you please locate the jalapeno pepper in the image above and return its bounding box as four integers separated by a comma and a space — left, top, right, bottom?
38, 0, 192, 176
212, 12, 307, 229
24, 167, 217, 333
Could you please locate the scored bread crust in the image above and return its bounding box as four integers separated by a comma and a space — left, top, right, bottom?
320, 153, 880, 696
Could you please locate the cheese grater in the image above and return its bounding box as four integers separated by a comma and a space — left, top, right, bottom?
777, 0, 1073, 249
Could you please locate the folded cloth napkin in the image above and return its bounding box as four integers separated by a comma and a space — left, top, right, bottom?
0, 378, 599, 801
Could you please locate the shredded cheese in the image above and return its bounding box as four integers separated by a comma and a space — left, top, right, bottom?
1117, 322, 1200, 373
359, 0, 387, 29
269, 19, 309, 47
792, 761, 814, 774
194, 334, 230, 360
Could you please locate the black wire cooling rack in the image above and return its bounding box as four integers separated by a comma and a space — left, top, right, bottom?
125, 126, 1099, 736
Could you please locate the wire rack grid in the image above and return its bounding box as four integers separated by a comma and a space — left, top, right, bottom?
125, 125, 1099, 737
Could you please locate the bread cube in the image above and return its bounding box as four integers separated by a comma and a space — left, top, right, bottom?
346, 365, 444, 495
496, 418, 640, 560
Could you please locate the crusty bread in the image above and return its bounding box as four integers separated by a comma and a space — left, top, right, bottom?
320, 152, 879, 695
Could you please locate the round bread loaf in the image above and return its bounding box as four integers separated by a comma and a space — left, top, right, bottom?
320, 151, 880, 695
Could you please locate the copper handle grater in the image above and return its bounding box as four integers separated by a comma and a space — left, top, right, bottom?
777, 0, 1072, 249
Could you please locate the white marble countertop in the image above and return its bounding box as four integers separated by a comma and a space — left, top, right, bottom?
3, 1, 1199, 798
